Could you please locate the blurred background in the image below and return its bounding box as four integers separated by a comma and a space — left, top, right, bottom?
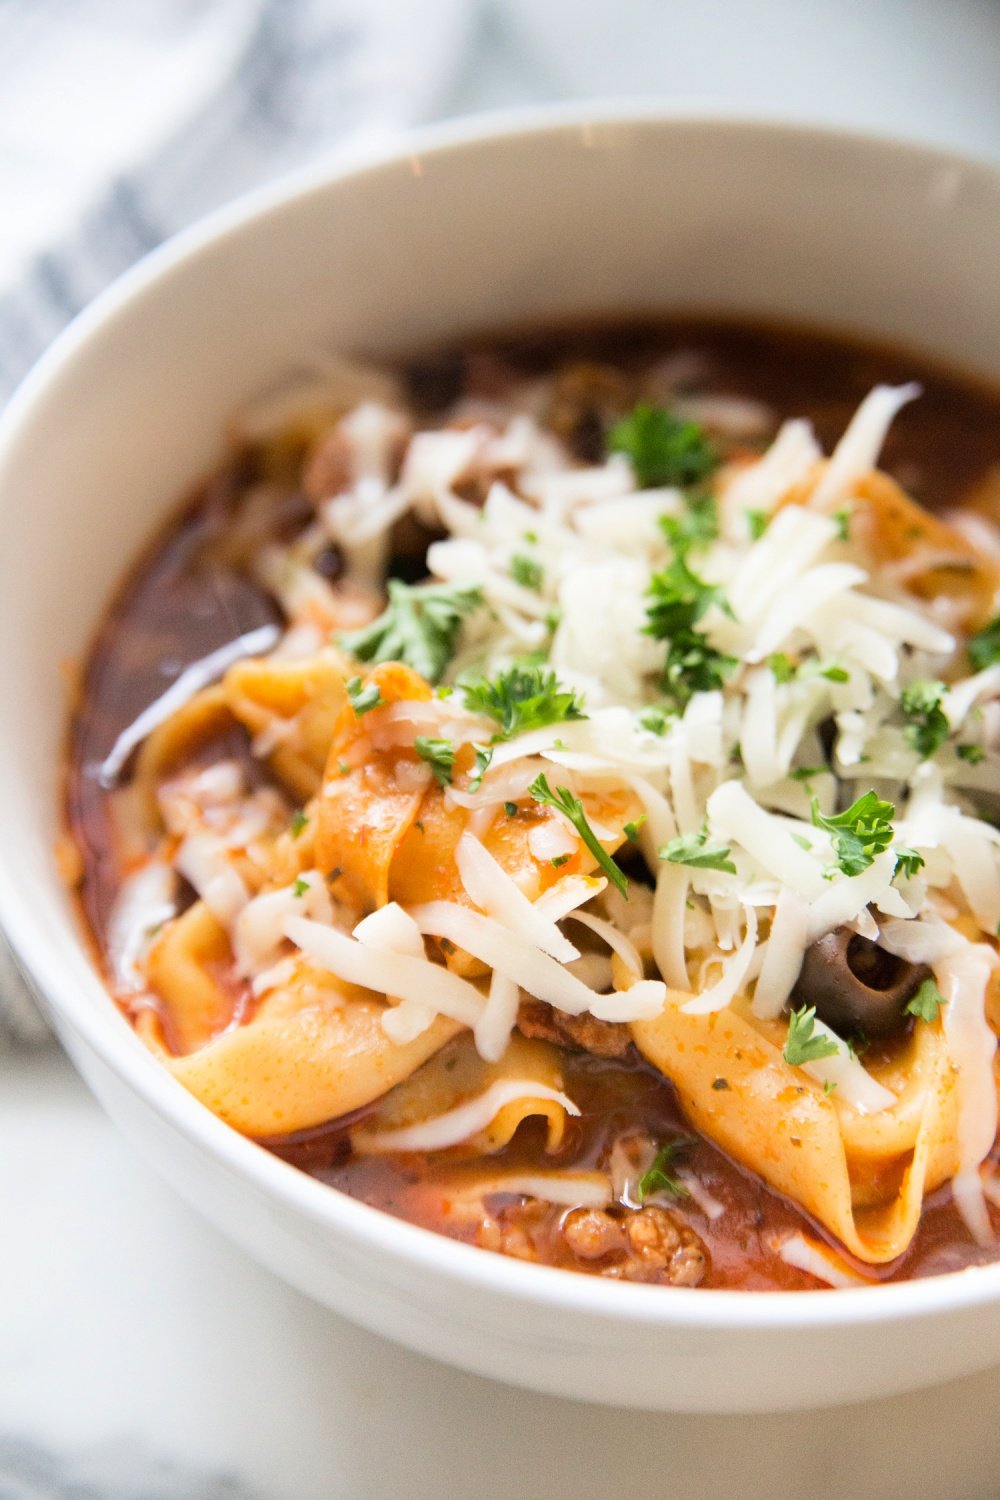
1, 0, 999, 402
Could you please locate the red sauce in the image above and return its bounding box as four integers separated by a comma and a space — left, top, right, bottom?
65, 317, 1000, 1290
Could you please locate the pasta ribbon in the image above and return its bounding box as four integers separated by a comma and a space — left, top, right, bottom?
632, 995, 959, 1264
142, 958, 462, 1137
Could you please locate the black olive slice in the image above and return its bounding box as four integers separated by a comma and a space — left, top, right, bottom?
790, 926, 930, 1039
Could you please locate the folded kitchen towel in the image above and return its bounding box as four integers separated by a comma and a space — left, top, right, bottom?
0, 0, 473, 1042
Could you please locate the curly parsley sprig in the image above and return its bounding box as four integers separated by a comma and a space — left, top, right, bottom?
339, 580, 482, 684
810, 791, 895, 877
461, 665, 587, 741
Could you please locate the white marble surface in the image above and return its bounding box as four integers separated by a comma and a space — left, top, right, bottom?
5, 3, 1000, 1495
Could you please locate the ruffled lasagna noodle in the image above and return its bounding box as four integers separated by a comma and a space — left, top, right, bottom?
72, 329, 1000, 1288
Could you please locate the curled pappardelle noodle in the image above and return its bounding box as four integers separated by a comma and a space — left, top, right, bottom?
71, 328, 1000, 1289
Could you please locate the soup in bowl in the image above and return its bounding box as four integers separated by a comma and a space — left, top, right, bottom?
2, 109, 1000, 1410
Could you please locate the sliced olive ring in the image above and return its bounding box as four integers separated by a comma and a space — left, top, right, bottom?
790, 926, 930, 1039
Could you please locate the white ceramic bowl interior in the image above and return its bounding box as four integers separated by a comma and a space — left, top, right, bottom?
1, 108, 1000, 1413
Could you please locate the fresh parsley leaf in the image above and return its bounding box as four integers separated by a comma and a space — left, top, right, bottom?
346, 676, 382, 716
290, 810, 309, 838
832, 506, 852, 542
901, 678, 950, 759
659, 826, 737, 874
746, 509, 769, 541
893, 846, 925, 880
638, 705, 675, 736
528, 773, 628, 896
659, 491, 720, 556
906, 978, 946, 1023
644, 555, 736, 706
609, 403, 718, 489
544, 604, 563, 634
645, 553, 730, 639
770, 654, 849, 686
522, 529, 539, 544
551, 853, 571, 869
783, 1005, 840, 1066
624, 815, 647, 842
468, 743, 494, 792
292, 877, 309, 898
414, 736, 455, 787
968, 614, 1000, 671
957, 742, 985, 765
810, 790, 895, 877
339, 580, 482, 684
503, 801, 518, 817
461, 665, 586, 740
510, 553, 544, 591
637, 1138, 693, 1202
799, 658, 849, 684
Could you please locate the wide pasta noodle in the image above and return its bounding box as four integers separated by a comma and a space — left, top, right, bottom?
224, 648, 353, 801
141, 957, 462, 1136
631, 993, 959, 1263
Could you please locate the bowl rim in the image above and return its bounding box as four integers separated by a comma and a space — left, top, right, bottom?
4, 100, 1000, 1334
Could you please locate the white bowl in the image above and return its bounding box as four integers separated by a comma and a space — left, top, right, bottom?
2, 106, 999, 1414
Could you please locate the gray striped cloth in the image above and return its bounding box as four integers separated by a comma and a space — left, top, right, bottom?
0, 0, 473, 1042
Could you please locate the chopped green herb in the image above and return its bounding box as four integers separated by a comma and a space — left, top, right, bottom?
957, 742, 985, 765
646, 553, 731, 639
638, 705, 675, 736
810, 790, 895, 877
659, 826, 737, 874
337, 758, 350, 776
799, 658, 850, 684
544, 605, 563, 634
624, 815, 647, 842
791, 833, 813, 851
637, 1138, 693, 1202
510, 553, 544, 591
823, 1079, 838, 1097
292, 877, 309, 898
609, 403, 718, 489
551, 853, 572, 869
461, 665, 586, 740
906, 978, 946, 1023
771, 655, 849, 686
901, 678, 950, 759
968, 614, 1000, 671
290, 810, 309, 838
346, 676, 382, 716
528, 773, 628, 896
414, 735, 455, 787
893, 846, 925, 881
745, 509, 769, 541
522, 529, 539, 545
659, 491, 720, 556
468, 743, 494, 792
783, 1005, 840, 1067
644, 552, 736, 707
711, 1077, 731, 1091
503, 801, 518, 817
832, 506, 852, 542
339, 580, 482, 684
